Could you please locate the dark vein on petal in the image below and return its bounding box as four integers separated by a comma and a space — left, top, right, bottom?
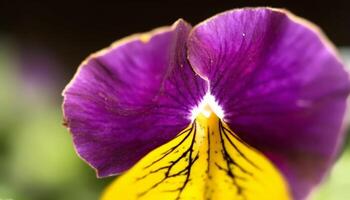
220, 121, 261, 170
134, 119, 264, 200
136, 122, 198, 199
142, 123, 195, 170
217, 124, 247, 199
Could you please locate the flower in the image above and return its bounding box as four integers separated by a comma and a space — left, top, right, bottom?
62, 7, 350, 200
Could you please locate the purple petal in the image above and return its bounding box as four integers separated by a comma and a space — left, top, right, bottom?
187, 8, 350, 199
63, 19, 207, 177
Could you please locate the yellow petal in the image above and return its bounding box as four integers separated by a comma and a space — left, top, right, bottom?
101, 105, 291, 200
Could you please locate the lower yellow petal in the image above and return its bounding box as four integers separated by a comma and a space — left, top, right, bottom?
101, 107, 291, 200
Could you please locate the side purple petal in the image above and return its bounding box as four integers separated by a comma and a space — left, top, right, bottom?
187, 8, 350, 199
63, 19, 207, 177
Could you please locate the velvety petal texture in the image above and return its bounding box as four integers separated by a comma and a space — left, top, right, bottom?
187, 8, 350, 199
63, 20, 207, 177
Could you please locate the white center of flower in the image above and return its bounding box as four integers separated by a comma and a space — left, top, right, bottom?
190, 92, 224, 121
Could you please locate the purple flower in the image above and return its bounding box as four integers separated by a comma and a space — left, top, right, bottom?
62, 8, 350, 200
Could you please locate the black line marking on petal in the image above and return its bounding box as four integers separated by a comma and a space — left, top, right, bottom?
136, 122, 199, 199
205, 128, 212, 200
217, 124, 247, 198
134, 120, 262, 200
206, 127, 211, 175
219, 121, 261, 170
142, 122, 195, 171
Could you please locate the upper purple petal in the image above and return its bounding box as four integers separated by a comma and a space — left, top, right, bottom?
63, 20, 207, 177
187, 8, 350, 199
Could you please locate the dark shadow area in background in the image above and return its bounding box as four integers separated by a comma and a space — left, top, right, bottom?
1, 1, 349, 78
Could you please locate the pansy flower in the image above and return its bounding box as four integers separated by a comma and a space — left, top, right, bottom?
62, 7, 350, 200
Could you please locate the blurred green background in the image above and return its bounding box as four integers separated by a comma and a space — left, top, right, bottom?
1, 1, 350, 200
0, 39, 113, 200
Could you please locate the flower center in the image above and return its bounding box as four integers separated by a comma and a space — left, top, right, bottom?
190, 92, 224, 121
